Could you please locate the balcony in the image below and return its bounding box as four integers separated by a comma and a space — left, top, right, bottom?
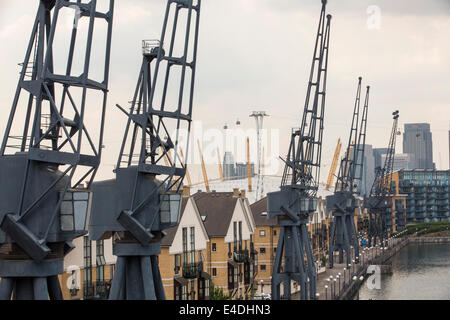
83, 281, 111, 300
182, 262, 203, 279
233, 249, 250, 264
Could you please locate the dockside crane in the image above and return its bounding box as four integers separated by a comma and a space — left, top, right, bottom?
267, 0, 332, 300
364, 111, 399, 248
326, 78, 370, 268
0, 0, 114, 300
89, 0, 202, 300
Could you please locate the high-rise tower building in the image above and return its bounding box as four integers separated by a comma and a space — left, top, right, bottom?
354, 144, 375, 196
403, 123, 433, 169
373, 148, 389, 169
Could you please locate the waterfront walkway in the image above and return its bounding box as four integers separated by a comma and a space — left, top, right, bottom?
291, 238, 408, 300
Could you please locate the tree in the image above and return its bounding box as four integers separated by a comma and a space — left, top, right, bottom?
209, 283, 231, 300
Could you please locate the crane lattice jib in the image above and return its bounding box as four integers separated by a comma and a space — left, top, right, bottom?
335, 78, 362, 192
353, 86, 370, 189
281, 3, 331, 197
116, 0, 201, 195
369, 111, 399, 196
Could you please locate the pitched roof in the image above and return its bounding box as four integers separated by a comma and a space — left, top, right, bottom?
192, 191, 238, 237
250, 197, 278, 227
161, 196, 189, 246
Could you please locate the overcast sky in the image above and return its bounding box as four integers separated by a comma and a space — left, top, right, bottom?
0, 0, 449, 184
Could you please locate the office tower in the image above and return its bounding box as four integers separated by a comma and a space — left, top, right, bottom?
403, 123, 433, 169
373, 148, 389, 169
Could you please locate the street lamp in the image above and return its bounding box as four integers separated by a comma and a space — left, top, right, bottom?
333, 278, 337, 299
325, 285, 328, 300
343, 268, 346, 288
316, 293, 320, 300
337, 273, 341, 294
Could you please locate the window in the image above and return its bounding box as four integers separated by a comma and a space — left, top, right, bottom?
260, 265, 266, 271
238, 221, 243, 251
96, 240, 105, 282
260, 248, 266, 254
233, 221, 237, 251
259, 230, 266, 237
228, 265, 234, 290
212, 243, 217, 252
182, 227, 188, 264
212, 268, 217, 277
174, 254, 181, 274
190, 280, 196, 300
60, 191, 90, 232
190, 227, 195, 264
83, 236, 92, 299
274, 230, 277, 236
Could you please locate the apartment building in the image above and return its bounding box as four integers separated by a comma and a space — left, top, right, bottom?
392, 169, 449, 224
159, 188, 211, 300
250, 197, 279, 295
193, 189, 258, 300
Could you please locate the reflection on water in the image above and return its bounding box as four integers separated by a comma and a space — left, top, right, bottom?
359, 243, 450, 300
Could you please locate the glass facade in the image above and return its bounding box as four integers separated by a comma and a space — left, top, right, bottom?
398, 170, 449, 223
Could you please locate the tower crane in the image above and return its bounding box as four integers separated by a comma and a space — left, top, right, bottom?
365, 111, 400, 247
267, 0, 332, 300
326, 78, 370, 268
0, 0, 114, 300
325, 138, 342, 191
89, 0, 202, 300
198, 140, 210, 193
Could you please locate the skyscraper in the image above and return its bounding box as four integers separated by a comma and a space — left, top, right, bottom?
403, 123, 433, 169
381, 153, 415, 172
354, 144, 375, 196
223, 151, 235, 180
373, 148, 389, 169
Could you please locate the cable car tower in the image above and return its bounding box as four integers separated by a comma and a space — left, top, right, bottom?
267, 0, 331, 300
0, 0, 114, 300
326, 77, 370, 268
89, 0, 201, 300
364, 111, 399, 247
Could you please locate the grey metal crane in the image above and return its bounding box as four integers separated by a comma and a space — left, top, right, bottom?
326, 78, 370, 268
89, 0, 201, 300
267, 0, 332, 300
364, 111, 400, 247
0, 0, 114, 300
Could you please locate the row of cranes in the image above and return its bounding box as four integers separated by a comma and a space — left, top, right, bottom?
0, 0, 399, 300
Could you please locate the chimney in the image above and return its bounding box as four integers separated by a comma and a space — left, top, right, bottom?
240, 189, 246, 199
182, 186, 191, 197
233, 188, 240, 197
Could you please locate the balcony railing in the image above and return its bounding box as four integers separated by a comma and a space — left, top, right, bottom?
183, 262, 203, 279
83, 281, 111, 300
233, 249, 250, 263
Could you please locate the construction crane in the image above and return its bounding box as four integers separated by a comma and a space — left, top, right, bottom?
217, 147, 224, 183
198, 140, 210, 193
0, 0, 114, 300
326, 77, 370, 268
247, 137, 252, 192
89, 0, 202, 300
365, 111, 400, 247
267, 0, 332, 300
180, 147, 192, 186
326, 138, 342, 190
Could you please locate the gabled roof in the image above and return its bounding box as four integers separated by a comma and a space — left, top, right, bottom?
192, 191, 238, 237
250, 197, 278, 227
